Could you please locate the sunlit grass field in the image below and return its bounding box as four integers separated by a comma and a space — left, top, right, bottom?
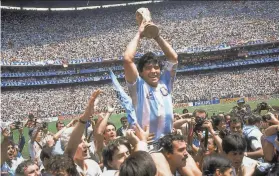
4, 99, 279, 158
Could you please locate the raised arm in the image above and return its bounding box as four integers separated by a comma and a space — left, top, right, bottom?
154, 36, 178, 63
64, 90, 101, 157
123, 23, 145, 84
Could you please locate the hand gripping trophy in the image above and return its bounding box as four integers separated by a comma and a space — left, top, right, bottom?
136, 7, 159, 39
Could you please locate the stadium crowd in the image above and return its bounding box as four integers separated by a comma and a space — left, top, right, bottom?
1, 1, 279, 63
1, 65, 278, 122
1, 1, 279, 176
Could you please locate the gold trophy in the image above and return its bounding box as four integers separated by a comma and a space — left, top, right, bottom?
136, 8, 159, 39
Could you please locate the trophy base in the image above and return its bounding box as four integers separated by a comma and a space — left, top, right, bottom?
143, 24, 159, 39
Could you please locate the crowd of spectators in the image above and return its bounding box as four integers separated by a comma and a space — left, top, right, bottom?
1, 65, 278, 122
1, 1, 279, 63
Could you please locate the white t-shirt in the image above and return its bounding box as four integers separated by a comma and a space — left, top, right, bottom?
75, 159, 102, 176
28, 139, 45, 167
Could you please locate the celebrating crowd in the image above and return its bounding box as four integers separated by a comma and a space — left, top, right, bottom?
1, 1, 279, 63
1, 1, 279, 176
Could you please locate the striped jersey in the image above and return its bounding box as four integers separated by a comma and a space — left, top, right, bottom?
127, 61, 177, 140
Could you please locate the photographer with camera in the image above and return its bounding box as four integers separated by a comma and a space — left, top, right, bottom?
253, 102, 275, 115
230, 98, 252, 122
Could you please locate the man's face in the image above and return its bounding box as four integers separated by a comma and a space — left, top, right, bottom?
196, 112, 207, 119
225, 115, 231, 123
109, 144, 130, 170
74, 136, 90, 160
140, 63, 161, 87
2, 128, 10, 138
7, 144, 16, 160
121, 119, 128, 127
104, 125, 116, 141
217, 120, 226, 131
207, 138, 216, 154
230, 122, 242, 134
56, 123, 65, 131
167, 140, 188, 169
36, 130, 43, 140
24, 164, 41, 176
225, 151, 244, 169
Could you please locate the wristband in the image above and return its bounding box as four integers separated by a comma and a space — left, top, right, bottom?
79, 119, 87, 124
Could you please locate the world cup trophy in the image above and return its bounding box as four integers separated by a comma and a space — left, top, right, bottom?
136, 8, 159, 39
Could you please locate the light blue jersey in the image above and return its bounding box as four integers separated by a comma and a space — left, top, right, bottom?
128, 61, 177, 140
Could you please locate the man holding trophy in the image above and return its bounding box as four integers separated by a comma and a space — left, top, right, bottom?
124, 7, 178, 142
123, 8, 202, 176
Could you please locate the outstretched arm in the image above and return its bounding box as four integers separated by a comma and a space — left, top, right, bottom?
154, 36, 178, 63
64, 90, 102, 157
123, 23, 145, 84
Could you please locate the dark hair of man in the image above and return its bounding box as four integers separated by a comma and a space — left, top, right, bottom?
120, 117, 127, 122
15, 159, 37, 175
222, 134, 247, 154
247, 114, 261, 125
7, 140, 16, 147
104, 122, 117, 134
229, 116, 243, 128
212, 114, 225, 128
203, 154, 232, 175
46, 155, 79, 175
40, 145, 53, 170
158, 134, 185, 154
107, 122, 116, 128
182, 108, 189, 114
193, 109, 208, 118
102, 137, 132, 169
119, 151, 157, 176
137, 52, 161, 73
55, 120, 65, 128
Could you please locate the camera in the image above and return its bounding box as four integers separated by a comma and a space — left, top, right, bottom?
194, 116, 206, 131
258, 102, 269, 111
253, 162, 273, 176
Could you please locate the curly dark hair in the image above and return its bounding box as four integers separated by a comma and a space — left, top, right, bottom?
137, 52, 162, 73
102, 137, 132, 169
46, 155, 79, 175
158, 134, 185, 154
222, 134, 247, 154
119, 151, 157, 176
203, 154, 232, 175
16, 159, 38, 175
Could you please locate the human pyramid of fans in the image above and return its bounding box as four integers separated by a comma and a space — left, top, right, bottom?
1, 1, 279, 63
